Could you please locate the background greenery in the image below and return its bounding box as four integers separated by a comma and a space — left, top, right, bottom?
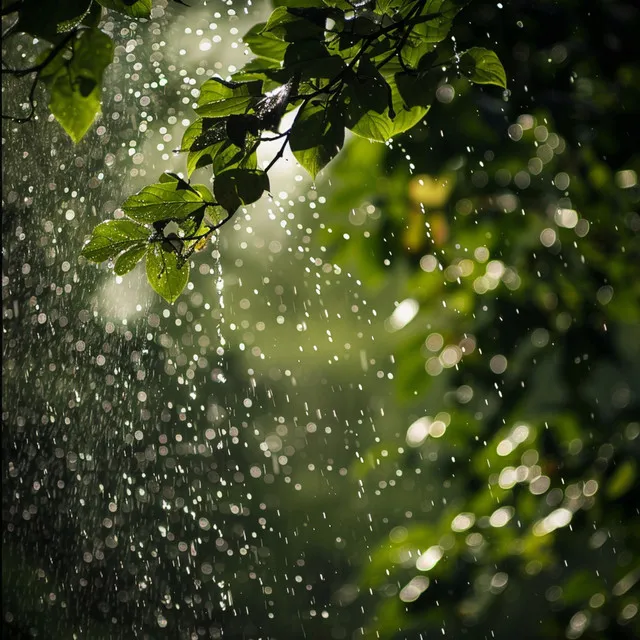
2, 1, 639, 639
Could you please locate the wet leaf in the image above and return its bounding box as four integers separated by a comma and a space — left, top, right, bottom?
181, 119, 227, 177
344, 61, 429, 142
81, 219, 149, 263
262, 6, 325, 42
145, 244, 190, 304
122, 181, 209, 224
113, 243, 147, 275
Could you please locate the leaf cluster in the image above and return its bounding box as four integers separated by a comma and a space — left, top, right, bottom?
78, 0, 506, 302
2, 0, 155, 139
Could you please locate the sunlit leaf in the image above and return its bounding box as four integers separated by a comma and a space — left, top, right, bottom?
262, 6, 325, 42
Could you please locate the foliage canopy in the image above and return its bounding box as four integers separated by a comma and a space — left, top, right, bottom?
4, 0, 506, 302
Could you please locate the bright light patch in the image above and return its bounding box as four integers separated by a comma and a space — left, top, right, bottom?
416, 545, 443, 571
406, 417, 431, 447
386, 298, 419, 332
451, 513, 475, 532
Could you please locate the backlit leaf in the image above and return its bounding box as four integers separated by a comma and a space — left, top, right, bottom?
459, 47, 507, 89
146, 244, 190, 304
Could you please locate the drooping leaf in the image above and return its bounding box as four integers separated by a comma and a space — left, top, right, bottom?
214, 169, 270, 214
81, 219, 149, 263
345, 56, 389, 117
459, 47, 507, 89
39, 28, 114, 143
96, 0, 152, 19
122, 180, 209, 224
113, 243, 147, 275
290, 99, 344, 179
146, 244, 190, 304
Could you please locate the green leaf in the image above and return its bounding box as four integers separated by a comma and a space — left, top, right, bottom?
122, 181, 208, 224
214, 169, 270, 214
344, 62, 430, 142
459, 47, 507, 89
196, 77, 262, 118
146, 245, 190, 304
398, 5, 463, 68
346, 56, 390, 116
212, 142, 257, 175
40, 28, 114, 143
96, 0, 151, 19
262, 6, 325, 42
253, 76, 297, 130
181, 119, 226, 177
81, 219, 149, 263
114, 243, 147, 275
189, 121, 229, 152
158, 171, 197, 189
242, 23, 289, 63
290, 99, 344, 179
